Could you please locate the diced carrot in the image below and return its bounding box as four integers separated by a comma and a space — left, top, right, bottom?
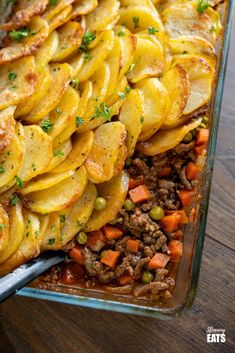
189, 207, 196, 223
165, 210, 188, 224
119, 274, 133, 285
194, 144, 206, 156
148, 253, 170, 270
178, 189, 195, 207
196, 129, 209, 146
103, 225, 123, 239
129, 177, 145, 190
126, 239, 139, 253
86, 230, 105, 247
174, 229, 184, 240
168, 240, 183, 262
185, 162, 199, 180
129, 185, 152, 203
160, 213, 181, 233
158, 166, 171, 177
69, 245, 84, 265
100, 250, 120, 268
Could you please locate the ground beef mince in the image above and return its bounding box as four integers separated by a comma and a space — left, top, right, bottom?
41, 139, 201, 302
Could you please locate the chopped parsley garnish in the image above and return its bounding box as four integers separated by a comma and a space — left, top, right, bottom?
9, 85, 17, 90
70, 79, 79, 89
0, 224, 6, 230
197, 0, 209, 13
124, 86, 131, 95
49, 0, 58, 5
9, 28, 30, 42
140, 116, 144, 124
84, 53, 93, 62
10, 194, 20, 206
8, 72, 17, 81
54, 150, 64, 157
15, 175, 23, 189
117, 86, 131, 100
59, 214, 66, 223
80, 31, 96, 52
93, 102, 111, 121
6, 0, 16, 6
0, 166, 5, 174
47, 238, 56, 245
117, 30, 125, 37
147, 27, 159, 35
76, 220, 84, 227
133, 16, 139, 29
210, 22, 217, 32
76, 116, 84, 127
118, 92, 126, 99
55, 107, 62, 115
40, 119, 54, 133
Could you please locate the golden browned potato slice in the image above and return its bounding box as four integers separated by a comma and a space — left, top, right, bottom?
25, 166, 87, 214
121, 0, 155, 9
0, 57, 37, 110
0, 0, 49, 31
0, 210, 41, 276
47, 5, 73, 33
84, 171, 129, 232
43, 138, 72, 173
52, 21, 84, 61
0, 131, 23, 188
43, 0, 75, 21
40, 212, 62, 251
20, 170, 74, 195
19, 125, 53, 181
106, 75, 128, 107
105, 37, 122, 99
169, 35, 216, 59
118, 5, 164, 33
60, 182, 97, 245
69, 0, 98, 19
15, 65, 52, 118
0, 106, 16, 153
0, 206, 9, 253
137, 117, 202, 155
76, 29, 114, 82
34, 30, 59, 72
162, 1, 221, 45
85, 122, 126, 183
119, 89, 144, 157
113, 144, 127, 176
135, 77, 168, 141
127, 36, 164, 83
24, 63, 72, 123
0, 204, 24, 264
174, 55, 213, 115
48, 86, 79, 139
0, 17, 49, 65
51, 131, 94, 174
68, 52, 84, 78
160, 64, 190, 129
86, 0, 120, 31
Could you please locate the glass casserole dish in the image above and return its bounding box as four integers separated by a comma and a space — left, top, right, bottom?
0, 0, 234, 319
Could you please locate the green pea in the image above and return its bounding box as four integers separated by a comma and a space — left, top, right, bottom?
149, 206, 165, 221
124, 199, 135, 211
142, 271, 154, 284
77, 232, 87, 244
202, 116, 209, 125
182, 131, 193, 143
125, 157, 132, 167
100, 250, 108, 259
94, 197, 107, 211
198, 123, 207, 129
191, 128, 198, 138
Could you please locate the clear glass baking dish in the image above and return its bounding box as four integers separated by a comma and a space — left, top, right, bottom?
15, 0, 234, 319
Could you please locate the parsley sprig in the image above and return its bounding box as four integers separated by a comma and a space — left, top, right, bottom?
197, 0, 209, 13
93, 102, 111, 121
80, 31, 96, 52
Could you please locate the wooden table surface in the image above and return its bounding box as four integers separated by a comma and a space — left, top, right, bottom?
0, 25, 234, 353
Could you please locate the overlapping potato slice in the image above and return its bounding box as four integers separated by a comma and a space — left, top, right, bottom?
0, 0, 49, 31
24, 63, 72, 122
169, 35, 216, 59
15, 66, 52, 118
84, 171, 129, 232
137, 117, 202, 155
0, 106, 16, 153
0, 17, 49, 64
106, 75, 128, 107
52, 21, 84, 61
43, 0, 75, 21
162, 1, 221, 45
34, 30, 59, 72
121, 0, 155, 9
127, 36, 164, 83
47, 5, 73, 33
52, 131, 94, 174
86, 0, 120, 31
0, 57, 37, 110
0, 206, 9, 253
25, 166, 87, 214
174, 55, 213, 115
0, 204, 24, 264
135, 77, 168, 141
68, 52, 84, 78
40, 212, 62, 251
69, 0, 98, 19
42, 139, 72, 173
0, 210, 41, 276
119, 89, 144, 157
76, 29, 114, 82
60, 182, 97, 245
48, 86, 79, 139
85, 122, 126, 183
160, 64, 190, 129
19, 125, 53, 181
105, 37, 122, 99
118, 5, 164, 33
20, 170, 74, 195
